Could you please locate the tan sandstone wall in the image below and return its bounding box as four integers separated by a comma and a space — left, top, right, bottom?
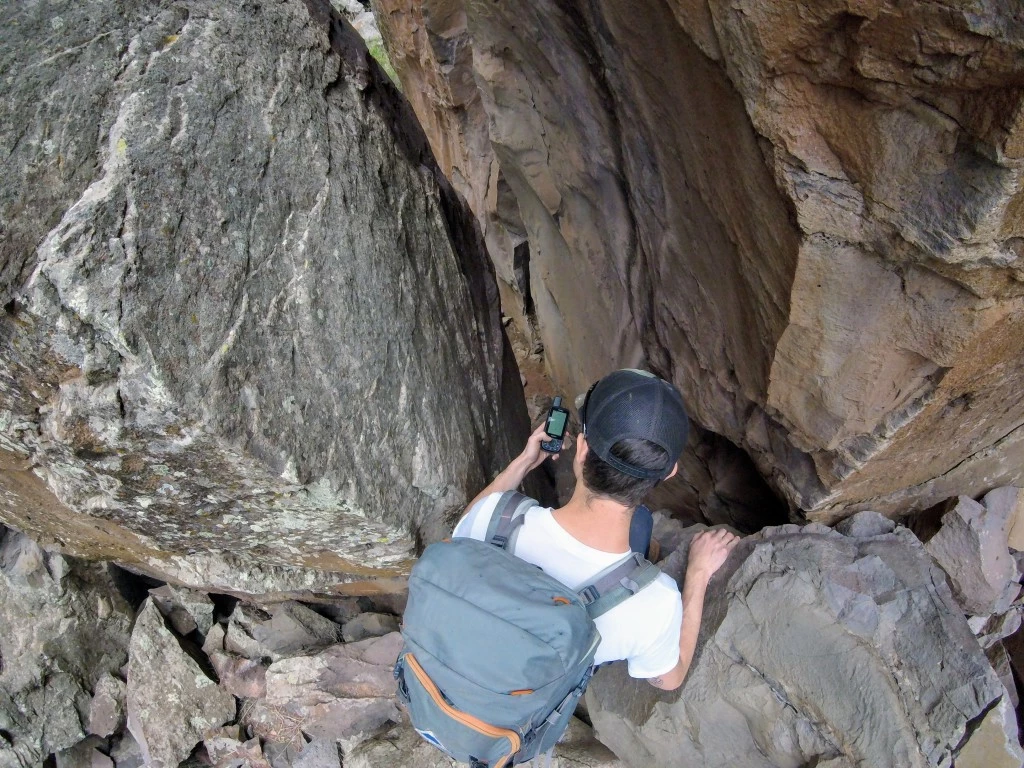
374, 0, 1024, 522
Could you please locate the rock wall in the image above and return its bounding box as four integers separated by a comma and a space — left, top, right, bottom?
587, 514, 1011, 768
373, 0, 1024, 523
0, 0, 531, 597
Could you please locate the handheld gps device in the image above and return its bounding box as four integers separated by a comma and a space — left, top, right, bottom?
541, 396, 570, 453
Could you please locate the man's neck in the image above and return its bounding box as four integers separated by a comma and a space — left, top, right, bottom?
551, 485, 633, 553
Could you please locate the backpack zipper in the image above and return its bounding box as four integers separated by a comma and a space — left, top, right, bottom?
404, 653, 522, 766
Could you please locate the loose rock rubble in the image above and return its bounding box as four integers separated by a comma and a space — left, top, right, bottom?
0, 528, 133, 768
126, 600, 237, 767
7, 498, 1024, 767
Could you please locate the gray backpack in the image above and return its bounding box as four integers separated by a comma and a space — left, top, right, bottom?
394, 491, 661, 767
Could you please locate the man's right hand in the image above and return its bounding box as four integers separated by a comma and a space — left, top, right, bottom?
517, 422, 561, 471
686, 528, 740, 583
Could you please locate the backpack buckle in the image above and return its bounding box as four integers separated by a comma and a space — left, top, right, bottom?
619, 576, 640, 595
578, 585, 599, 605
490, 534, 508, 548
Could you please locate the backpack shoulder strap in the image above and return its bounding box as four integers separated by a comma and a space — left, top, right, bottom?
483, 490, 536, 552
578, 552, 661, 619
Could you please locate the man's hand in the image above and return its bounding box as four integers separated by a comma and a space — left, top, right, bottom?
518, 422, 561, 471
687, 528, 740, 583
648, 528, 741, 691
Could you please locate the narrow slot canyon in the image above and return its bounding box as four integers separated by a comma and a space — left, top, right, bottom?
1, 1, 1023, 766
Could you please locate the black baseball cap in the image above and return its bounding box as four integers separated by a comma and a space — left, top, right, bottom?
577, 369, 689, 479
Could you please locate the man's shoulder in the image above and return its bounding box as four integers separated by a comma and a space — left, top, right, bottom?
453, 491, 544, 540
610, 571, 681, 615
598, 571, 681, 632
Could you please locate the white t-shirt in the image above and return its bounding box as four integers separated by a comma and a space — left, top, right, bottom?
454, 493, 683, 679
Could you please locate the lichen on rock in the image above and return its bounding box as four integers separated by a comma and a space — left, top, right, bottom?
0, 0, 531, 597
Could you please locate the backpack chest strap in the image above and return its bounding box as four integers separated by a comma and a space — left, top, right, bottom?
578, 551, 661, 619
484, 490, 535, 552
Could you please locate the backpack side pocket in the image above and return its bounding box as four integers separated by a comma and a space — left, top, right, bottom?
396, 651, 521, 768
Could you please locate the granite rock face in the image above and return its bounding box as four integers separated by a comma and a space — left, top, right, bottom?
0, 0, 530, 597
0, 527, 133, 768
587, 518, 1008, 768
374, 0, 1024, 523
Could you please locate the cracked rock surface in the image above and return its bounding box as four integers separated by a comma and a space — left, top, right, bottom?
0, 0, 530, 597
375, 0, 1024, 523
587, 516, 1008, 768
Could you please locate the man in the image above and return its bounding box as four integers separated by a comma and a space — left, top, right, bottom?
455, 369, 738, 690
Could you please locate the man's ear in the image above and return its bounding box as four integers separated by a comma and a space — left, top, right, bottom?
665, 461, 679, 481
575, 434, 589, 463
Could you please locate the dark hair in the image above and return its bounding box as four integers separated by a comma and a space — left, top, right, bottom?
582, 438, 670, 507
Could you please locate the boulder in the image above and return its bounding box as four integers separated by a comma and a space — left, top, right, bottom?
587, 522, 1004, 767
925, 496, 1019, 615
341, 612, 400, 643
87, 673, 127, 738
0, 0, 531, 598
264, 737, 343, 768
986, 643, 1019, 708
208, 652, 270, 700
308, 597, 366, 626
973, 608, 1024, 651
203, 622, 228, 655
54, 737, 112, 768
1003, 624, 1024, 697
548, 718, 625, 768
108, 732, 144, 768
203, 728, 272, 768
126, 599, 237, 768
343, 723, 457, 768
224, 604, 275, 660
148, 584, 215, 638
0, 527, 132, 768
374, 0, 1024, 524
986, 487, 1024, 552
224, 601, 342, 662
955, 693, 1024, 768
344, 716, 622, 767
245, 632, 403, 750
834, 511, 897, 538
